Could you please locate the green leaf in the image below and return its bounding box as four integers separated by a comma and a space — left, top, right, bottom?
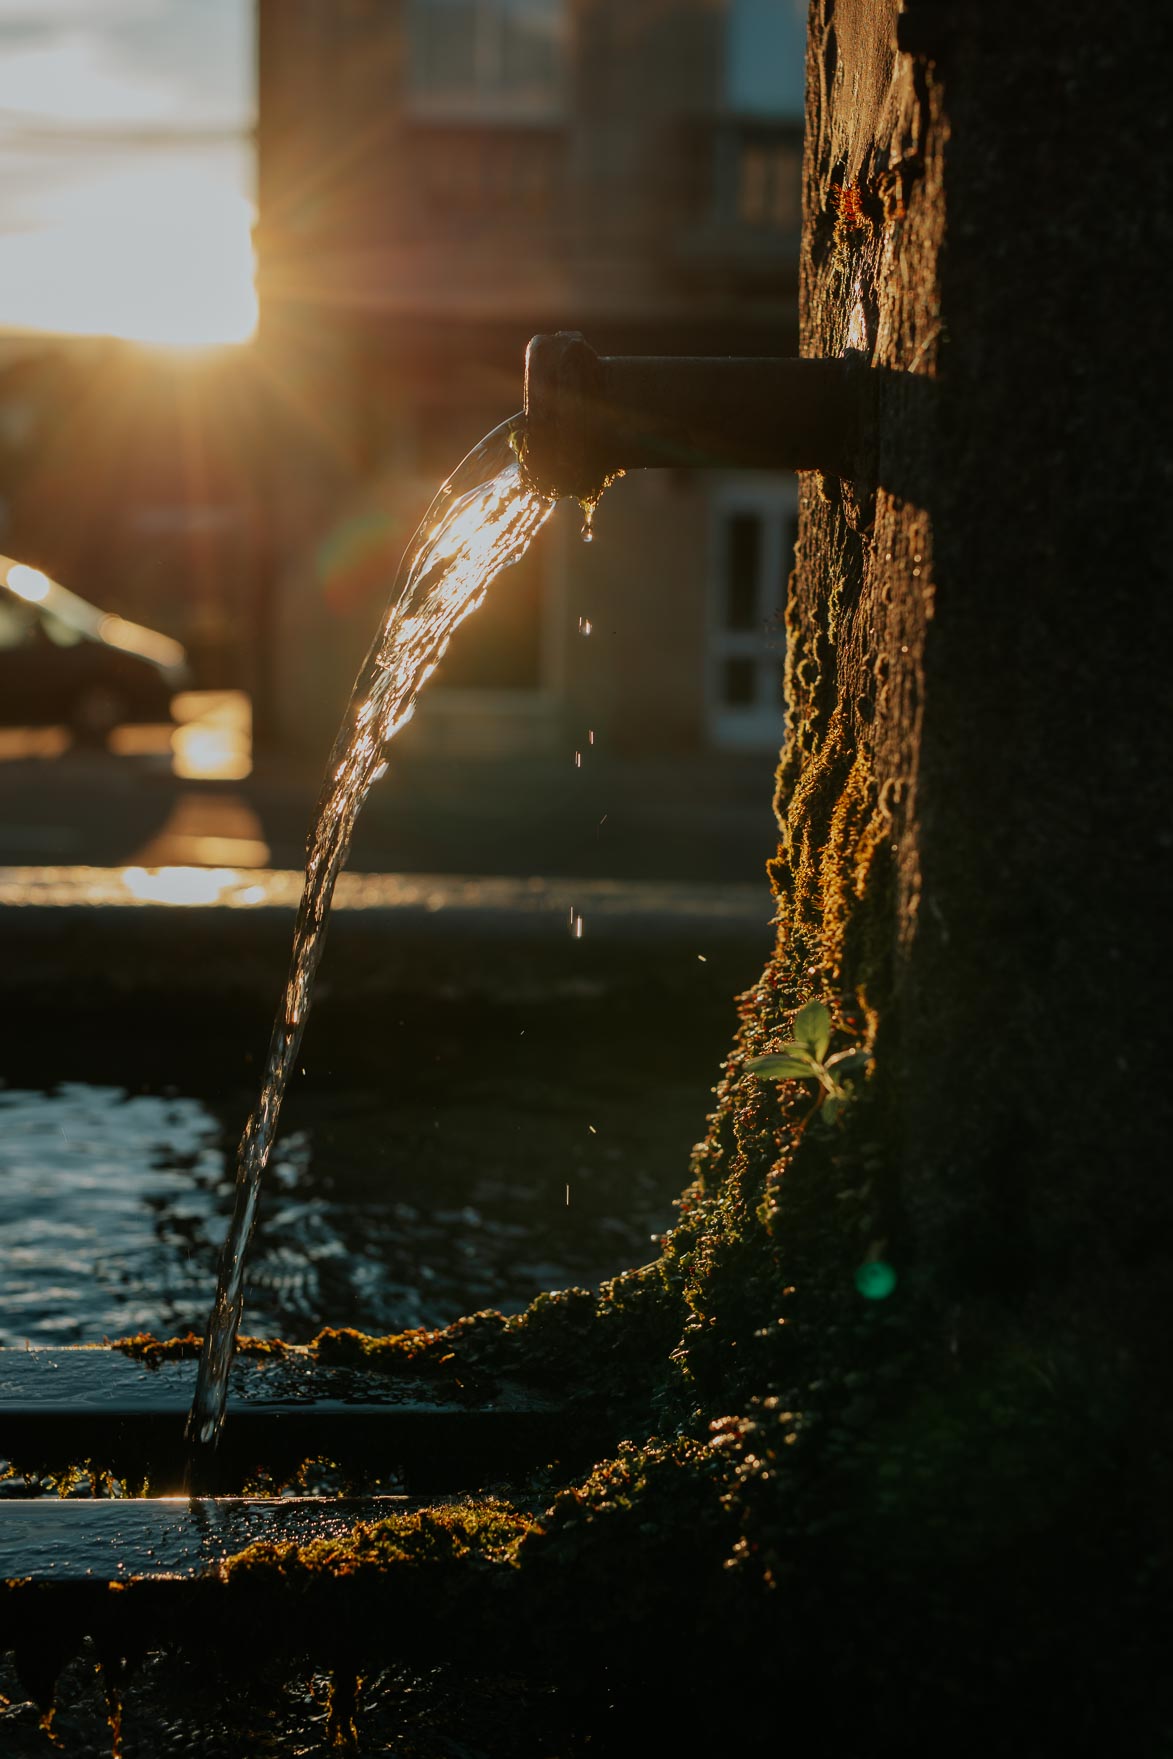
792, 1000, 832, 1061
825, 1048, 870, 1077
746, 1052, 818, 1081
820, 1094, 844, 1125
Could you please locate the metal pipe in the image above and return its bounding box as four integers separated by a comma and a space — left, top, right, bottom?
520, 331, 864, 502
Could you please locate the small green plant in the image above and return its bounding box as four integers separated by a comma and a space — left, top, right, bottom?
745, 1000, 869, 1126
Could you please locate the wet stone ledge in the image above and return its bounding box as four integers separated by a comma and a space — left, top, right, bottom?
0, 865, 772, 1006
0, 1347, 577, 1494
0, 1494, 410, 1585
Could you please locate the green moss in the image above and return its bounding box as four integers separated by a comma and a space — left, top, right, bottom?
113, 1331, 298, 1365
309, 1259, 676, 1404
223, 1498, 535, 1587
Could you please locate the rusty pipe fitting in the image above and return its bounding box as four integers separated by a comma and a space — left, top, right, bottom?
520, 331, 865, 502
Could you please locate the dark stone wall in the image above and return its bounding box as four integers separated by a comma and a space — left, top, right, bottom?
791, 0, 1173, 1346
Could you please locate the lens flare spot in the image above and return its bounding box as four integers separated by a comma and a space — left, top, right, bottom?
855, 1260, 897, 1301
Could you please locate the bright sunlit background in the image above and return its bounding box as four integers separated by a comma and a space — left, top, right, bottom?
0, 0, 256, 346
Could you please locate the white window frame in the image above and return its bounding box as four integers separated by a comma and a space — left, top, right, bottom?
706, 474, 796, 752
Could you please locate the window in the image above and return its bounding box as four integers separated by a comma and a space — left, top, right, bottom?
407, 0, 566, 119
708, 477, 797, 751
737, 139, 801, 228
725, 0, 806, 119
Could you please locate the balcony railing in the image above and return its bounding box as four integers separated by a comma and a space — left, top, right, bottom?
402, 120, 568, 232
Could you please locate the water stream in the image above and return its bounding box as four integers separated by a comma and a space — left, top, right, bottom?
186, 418, 555, 1459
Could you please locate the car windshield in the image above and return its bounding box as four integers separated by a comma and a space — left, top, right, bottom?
0, 596, 36, 649
40, 609, 85, 647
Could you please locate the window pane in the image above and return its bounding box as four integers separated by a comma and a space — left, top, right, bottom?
722, 656, 756, 707
409, 0, 564, 106
726, 0, 805, 118
501, 0, 561, 92
725, 512, 760, 629
409, 0, 478, 93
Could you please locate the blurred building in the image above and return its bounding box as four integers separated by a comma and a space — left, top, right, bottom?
255, 0, 803, 760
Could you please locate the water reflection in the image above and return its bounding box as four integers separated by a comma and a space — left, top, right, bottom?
120, 865, 241, 906
0, 1085, 224, 1346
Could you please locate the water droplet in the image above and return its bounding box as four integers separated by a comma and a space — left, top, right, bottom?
574, 750, 582, 768
588, 729, 595, 745
581, 525, 594, 544
578, 616, 593, 637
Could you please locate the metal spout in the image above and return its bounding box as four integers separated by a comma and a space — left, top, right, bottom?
520, 331, 863, 502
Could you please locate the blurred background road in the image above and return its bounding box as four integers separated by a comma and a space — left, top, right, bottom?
0, 702, 780, 883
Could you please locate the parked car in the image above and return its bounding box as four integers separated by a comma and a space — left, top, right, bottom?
0, 557, 190, 745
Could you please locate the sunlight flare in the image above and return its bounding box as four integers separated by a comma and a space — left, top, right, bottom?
0, 163, 256, 347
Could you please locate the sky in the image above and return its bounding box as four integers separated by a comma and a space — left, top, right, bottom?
0, 0, 256, 344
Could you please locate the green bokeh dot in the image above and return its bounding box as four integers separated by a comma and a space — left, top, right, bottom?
855, 1260, 897, 1301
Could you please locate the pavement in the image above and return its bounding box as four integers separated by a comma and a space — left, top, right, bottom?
0, 721, 782, 886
